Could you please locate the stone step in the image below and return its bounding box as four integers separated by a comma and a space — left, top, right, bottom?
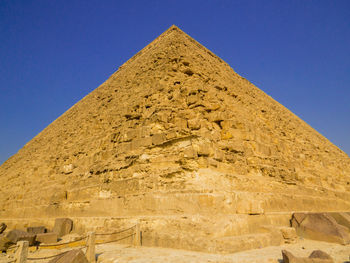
2, 191, 350, 219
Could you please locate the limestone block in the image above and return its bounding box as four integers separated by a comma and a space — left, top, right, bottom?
152, 133, 167, 145
174, 117, 188, 130
280, 227, 297, 240
125, 129, 141, 141
326, 212, 350, 230
186, 94, 199, 106
63, 164, 74, 174
193, 142, 213, 157
183, 147, 197, 159
213, 149, 224, 162
6, 229, 36, 246
282, 249, 334, 263
36, 233, 58, 244
221, 141, 244, 154
52, 218, 73, 238
165, 131, 177, 140
309, 250, 333, 260
131, 137, 152, 149
203, 101, 220, 112
117, 142, 132, 153
140, 126, 151, 137
187, 118, 201, 130
48, 249, 88, 263
291, 213, 350, 244
156, 111, 170, 122
207, 111, 227, 123
220, 120, 235, 129
255, 142, 271, 156
221, 129, 233, 140
27, 226, 47, 234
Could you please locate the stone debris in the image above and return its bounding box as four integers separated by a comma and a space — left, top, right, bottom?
6, 229, 36, 246
291, 213, 350, 245
53, 218, 73, 238
27, 226, 47, 234
281, 249, 334, 263
308, 250, 333, 260
35, 232, 58, 244
48, 249, 88, 263
279, 227, 298, 244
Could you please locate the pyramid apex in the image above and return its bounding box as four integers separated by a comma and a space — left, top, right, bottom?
161, 25, 185, 35
168, 25, 180, 30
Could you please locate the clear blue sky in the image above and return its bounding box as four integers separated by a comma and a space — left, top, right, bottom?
1, 0, 349, 164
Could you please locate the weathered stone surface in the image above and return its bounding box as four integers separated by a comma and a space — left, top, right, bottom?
282, 249, 334, 263
0, 223, 6, 234
52, 218, 73, 237
309, 250, 333, 260
0, 25, 350, 254
27, 226, 47, 234
326, 212, 350, 230
6, 230, 36, 246
291, 213, 350, 244
48, 249, 88, 263
279, 227, 298, 243
36, 232, 58, 244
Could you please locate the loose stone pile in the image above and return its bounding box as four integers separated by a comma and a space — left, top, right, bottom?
0, 218, 73, 252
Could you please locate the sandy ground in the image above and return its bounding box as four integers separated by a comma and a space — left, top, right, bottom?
95, 240, 350, 263
1, 239, 349, 263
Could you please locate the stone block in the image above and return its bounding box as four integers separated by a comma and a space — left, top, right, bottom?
131, 137, 152, 149
183, 147, 197, 159
221, 129, 233, 140
291, 213, 350, 245
207, 111, 227, 123
280, 227, 297, 240
6, 229, 36, 246
326, 212, 350, 230
282, 249, 334, 263
221, 141, 244, 154
165, 131, 177, 140
187, 118, 201, 130
36, 233, 58, 244
140, 126, 151, 137
52, 218, 73, 238
193, 141, 213, 157
152, 133, 166, 145
186, 94, 199, 106
117, 142, 132, 153
63, 164, 75, 174
174, 117, 188, 130
27, 226, 47, 234
48, 249, 88, 263
213, 149, 224, 161
309, 250, 333, 260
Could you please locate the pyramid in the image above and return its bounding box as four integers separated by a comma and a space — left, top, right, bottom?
1, 25, 350, 252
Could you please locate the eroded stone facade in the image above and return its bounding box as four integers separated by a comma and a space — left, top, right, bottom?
1, 25, 350, 252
